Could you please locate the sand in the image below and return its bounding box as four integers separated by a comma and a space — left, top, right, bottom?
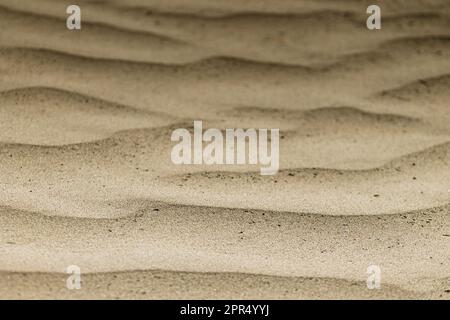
0, 0, 449, 299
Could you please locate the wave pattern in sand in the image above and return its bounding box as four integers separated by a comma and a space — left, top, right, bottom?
0, 0, 449, 299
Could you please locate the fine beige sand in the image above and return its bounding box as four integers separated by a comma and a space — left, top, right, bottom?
0, 0, 449, 299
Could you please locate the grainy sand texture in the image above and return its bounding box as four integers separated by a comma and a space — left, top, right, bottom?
0, 0, 449, 299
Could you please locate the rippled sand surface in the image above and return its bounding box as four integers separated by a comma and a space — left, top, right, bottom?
0, 0, 449, 299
